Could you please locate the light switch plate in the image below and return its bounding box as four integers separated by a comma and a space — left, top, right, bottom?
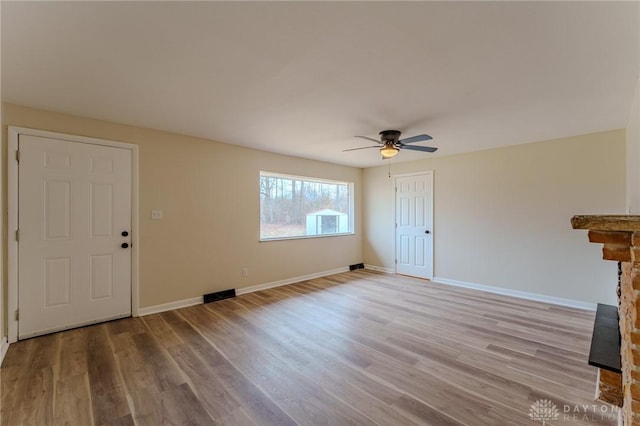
151, 209, 163, 220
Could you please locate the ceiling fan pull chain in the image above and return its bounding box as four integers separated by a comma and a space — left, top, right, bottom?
388, 159, 391, 178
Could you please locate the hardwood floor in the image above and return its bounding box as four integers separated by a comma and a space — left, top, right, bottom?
1, 270, 618, 425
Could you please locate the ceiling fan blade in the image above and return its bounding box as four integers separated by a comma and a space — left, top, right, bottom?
401, 145, 438, 153
342, 145, 380, 152
355, 135, 383, 144
399, 134, 433, 144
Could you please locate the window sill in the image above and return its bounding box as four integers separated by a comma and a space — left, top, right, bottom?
259, 232, 355, 242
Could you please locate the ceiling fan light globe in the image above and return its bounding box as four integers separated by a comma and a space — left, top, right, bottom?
380, 145, 399, 159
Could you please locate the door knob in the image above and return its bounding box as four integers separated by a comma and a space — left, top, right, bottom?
425, 230, 431, 234
121, 243, 129, 249
121, 231, 129, 237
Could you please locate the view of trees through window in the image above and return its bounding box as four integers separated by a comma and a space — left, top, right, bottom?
260, 172, 353, 240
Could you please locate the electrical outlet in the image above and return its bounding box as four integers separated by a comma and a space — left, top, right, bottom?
151, 209, 163, 220
242, 267, 249, 277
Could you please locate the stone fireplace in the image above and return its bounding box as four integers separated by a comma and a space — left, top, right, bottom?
572, 215, 640, 425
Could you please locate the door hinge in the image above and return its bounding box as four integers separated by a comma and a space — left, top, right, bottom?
15, 309, 19, 321
16, 150, 20, 163
15, 229, 19, 242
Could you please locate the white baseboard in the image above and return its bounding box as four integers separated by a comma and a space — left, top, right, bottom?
138, 267, 351, 316
138, 296, 202, 316
364, 264, 394, 274
433, 276, 597, 311
0, 337, 9, 366
236, 267, 349, 296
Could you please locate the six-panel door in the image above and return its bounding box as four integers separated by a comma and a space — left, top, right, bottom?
18, 134, 132, 339
395, 173, 433, 279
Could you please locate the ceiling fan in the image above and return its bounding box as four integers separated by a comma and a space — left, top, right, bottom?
343, 130, 437, 159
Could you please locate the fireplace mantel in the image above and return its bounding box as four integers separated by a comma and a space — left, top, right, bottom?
572, 214, 640, 425
572, 215, 640, 232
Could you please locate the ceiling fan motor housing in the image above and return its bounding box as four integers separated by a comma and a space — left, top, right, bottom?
379, 130, 402, 143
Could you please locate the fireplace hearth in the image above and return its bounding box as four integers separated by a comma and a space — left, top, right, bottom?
589, 303, 622, 406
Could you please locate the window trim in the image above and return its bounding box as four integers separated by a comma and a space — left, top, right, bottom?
259, 171, 355, 242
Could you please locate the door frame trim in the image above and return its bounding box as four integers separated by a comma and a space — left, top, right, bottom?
7, 126, 140, 343
393, 171, 434, 279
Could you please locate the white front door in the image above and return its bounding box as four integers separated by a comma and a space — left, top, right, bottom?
18, 134, 132, 339
395, 172, 433, 279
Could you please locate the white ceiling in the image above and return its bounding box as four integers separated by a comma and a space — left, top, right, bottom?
2, 1, 639, 168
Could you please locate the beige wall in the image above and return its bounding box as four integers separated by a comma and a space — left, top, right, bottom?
627, 77, 640, 213
2, 103, 363, 314
0, 2, 4, 350
626, 3, 640, 214
364, 130, 626, 305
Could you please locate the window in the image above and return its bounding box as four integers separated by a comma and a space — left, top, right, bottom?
260, 172, 354, 241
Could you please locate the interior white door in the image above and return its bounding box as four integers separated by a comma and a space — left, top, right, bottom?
18, 134, 132, 339
395, 173, 433, 279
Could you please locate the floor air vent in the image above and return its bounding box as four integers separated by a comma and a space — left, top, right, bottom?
203, 289, 236, 303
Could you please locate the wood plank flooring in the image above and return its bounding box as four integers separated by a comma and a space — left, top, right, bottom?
0, 270, 619, 425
